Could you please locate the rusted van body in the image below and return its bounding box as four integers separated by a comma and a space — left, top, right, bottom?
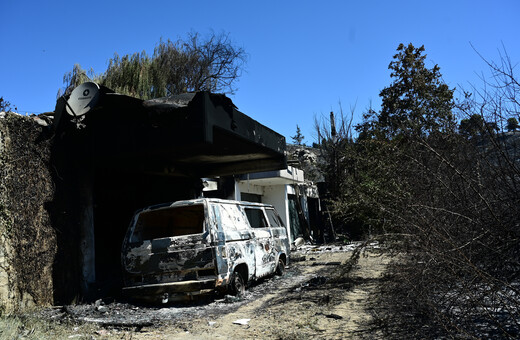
121, 198, 290, 302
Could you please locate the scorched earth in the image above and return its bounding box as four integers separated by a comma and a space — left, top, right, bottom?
30, 242, 389, 340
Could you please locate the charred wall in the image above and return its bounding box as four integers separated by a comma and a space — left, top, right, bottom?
48, 119, 87, 304
91, 170, 203, 298
51, 97, 206, 301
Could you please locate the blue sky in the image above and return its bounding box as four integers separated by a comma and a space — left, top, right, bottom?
1, 0, 519, 144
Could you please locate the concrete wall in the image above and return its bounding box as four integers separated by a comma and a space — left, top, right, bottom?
262, 185, 290, 236
236, 181, 264, 198
237, 181, 295, 241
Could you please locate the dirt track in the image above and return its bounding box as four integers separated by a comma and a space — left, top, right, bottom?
37, 243, 390, 339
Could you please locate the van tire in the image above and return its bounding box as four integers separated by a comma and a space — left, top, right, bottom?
275, 258, 285, 276
229, 271, 245, 296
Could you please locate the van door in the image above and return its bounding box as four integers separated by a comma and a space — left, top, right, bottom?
211, 202, 254, 285
265, 207, 290, 261
244, 206, 276, 278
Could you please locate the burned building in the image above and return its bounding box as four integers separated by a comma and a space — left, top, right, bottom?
1, 83, 287, 307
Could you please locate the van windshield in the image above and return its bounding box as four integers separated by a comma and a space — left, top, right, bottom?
130, 204, 205, 242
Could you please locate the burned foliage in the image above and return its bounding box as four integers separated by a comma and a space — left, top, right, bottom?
0, 112, 56, 312
352, 128, 520, 339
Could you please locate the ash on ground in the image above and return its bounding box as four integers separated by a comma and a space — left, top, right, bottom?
36, 243, 361, 329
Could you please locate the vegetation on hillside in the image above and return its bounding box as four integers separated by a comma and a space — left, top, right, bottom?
0, 97, 16, 113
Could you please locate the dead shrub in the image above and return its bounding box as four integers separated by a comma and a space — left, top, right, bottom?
0, 113, 56, 310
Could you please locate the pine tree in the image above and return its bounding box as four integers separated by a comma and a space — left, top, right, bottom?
377, 43, 456, 138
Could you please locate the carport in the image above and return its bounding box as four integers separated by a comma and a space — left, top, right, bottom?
51, 84, 286, 301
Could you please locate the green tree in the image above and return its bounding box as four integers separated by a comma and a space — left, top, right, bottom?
58, 64, 100, 98
322, 43, 459, 239
378, 43, 456, 138
291, 125, 305, 145
60, 32, 247, 100
459, 114, 500, 137
506, 117, 519, 131
102, 51, 152, 98
459, 114, 485, 137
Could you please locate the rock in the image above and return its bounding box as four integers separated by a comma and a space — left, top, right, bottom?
233, 318, 251, 325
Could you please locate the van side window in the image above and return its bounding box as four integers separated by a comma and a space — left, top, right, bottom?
266, 209, 284, 228
131, 204, 204, 242
244, 208, 268, 228
217, 203, 249, 230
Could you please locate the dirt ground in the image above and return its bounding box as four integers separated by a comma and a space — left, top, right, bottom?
27, 242, 390, 340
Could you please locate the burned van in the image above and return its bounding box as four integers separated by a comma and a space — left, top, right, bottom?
121, 198, 290, 302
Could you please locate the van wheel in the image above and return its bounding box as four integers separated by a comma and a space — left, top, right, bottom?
229, 271, 245, 296
275, 258, 285, 276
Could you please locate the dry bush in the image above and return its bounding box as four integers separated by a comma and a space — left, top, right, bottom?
0, 113, 56, 311
368, 50, 520, 338
373, 133, 520, 338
